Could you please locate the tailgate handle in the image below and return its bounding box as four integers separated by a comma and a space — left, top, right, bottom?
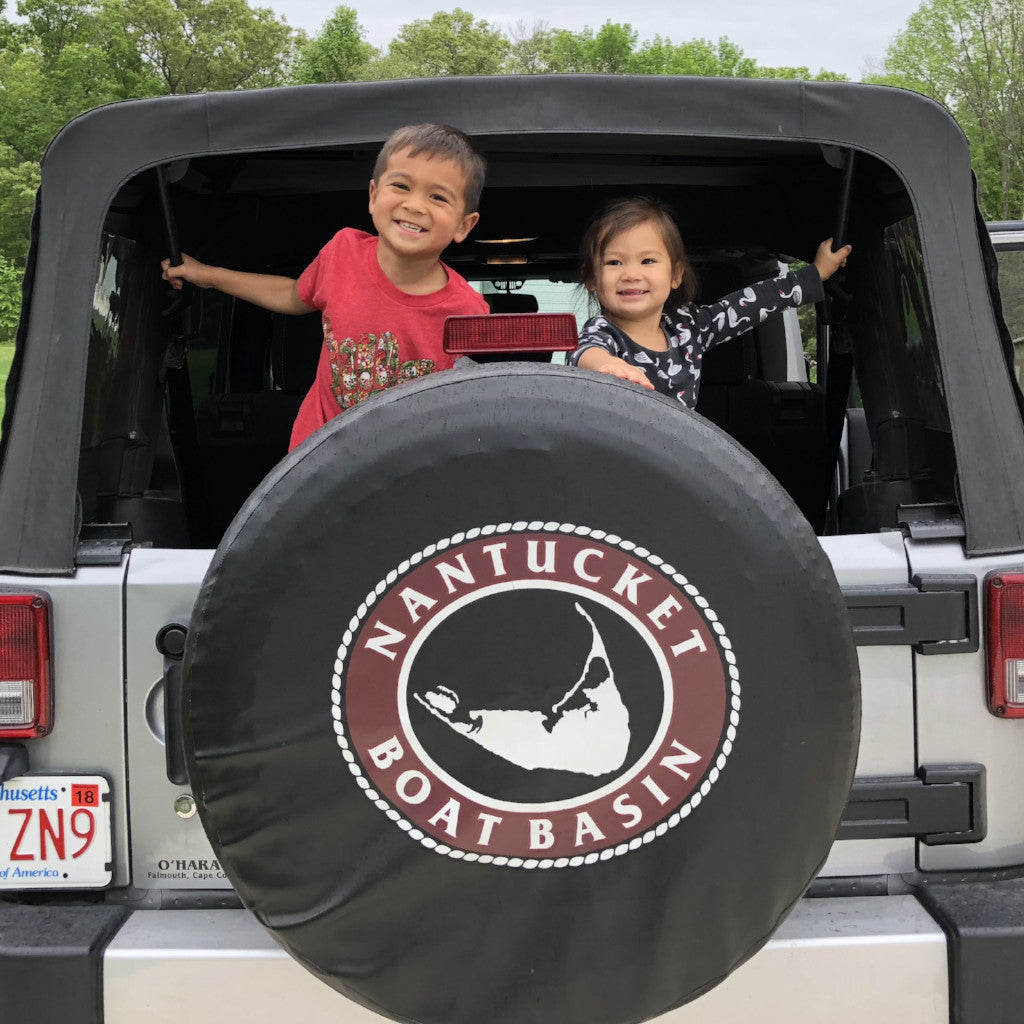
156, 623, 189, 785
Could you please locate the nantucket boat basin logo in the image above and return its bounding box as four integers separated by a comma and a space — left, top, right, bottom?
331, 523, 739, 868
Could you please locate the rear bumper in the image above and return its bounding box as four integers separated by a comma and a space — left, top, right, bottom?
105, 895, 946, 1024
3, 894, 948, 1023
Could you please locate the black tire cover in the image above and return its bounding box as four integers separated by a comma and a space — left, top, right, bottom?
183, 363, 860, 1024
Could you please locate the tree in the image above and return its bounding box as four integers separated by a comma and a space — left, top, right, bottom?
504, 21, 556, 74
631, 36, 759, 77
368, 9, 508, 79
0, 0, 301, 267
549, 22, 637, 73
290, 5, 375, 84
0, 253, 24, 344
0, 149, 39, 257
110, 0, 299, 93
5, 0, 161, 154
506, 21, 636, 74
873, 0, 1024, 219
505, 22, 845, 80
755, 66, 847, 82
0, 0, 160, 260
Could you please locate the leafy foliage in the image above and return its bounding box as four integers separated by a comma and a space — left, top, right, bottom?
0, 254, 24, 344
0, 339, 13, 432
367, 9, 508, 79
0, 153, 38, 263
503, 21, 847, 79
0, 0, 161, 261
0, 0, 302, 277
3, 0, 977, 310
871, 0, 1024, 219
291, 5, 374, 84
114, 0, 298, 93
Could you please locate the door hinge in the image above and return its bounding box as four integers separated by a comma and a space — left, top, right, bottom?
75, 522, 133, 566
838, 763, 986, 845
843, 573, 978, 654
896, 503, 966, 540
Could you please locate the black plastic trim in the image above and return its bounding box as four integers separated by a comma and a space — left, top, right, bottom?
75, 523, 132, 566
918, 876, 1024, 1024
897, 503, 966, 539
0, 743, 29, 783
806, 875, 890, 897
839, 764, 986, 844
843, 573, 979, 653
158, 889, 243, 910
0, 901, 128, 1024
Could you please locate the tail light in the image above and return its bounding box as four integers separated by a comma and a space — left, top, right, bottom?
444, 313, 578, 354
985, 573, 1024, 717
0, 593, 52, 738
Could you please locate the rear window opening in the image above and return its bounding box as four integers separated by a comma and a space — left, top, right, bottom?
76, 135, 955, 550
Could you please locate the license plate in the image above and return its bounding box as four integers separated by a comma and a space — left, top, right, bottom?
0, 775, 111, 888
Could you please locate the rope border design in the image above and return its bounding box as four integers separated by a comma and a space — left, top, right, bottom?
330, 522, 741, 869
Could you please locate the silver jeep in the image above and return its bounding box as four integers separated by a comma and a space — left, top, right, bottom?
1, 76, 1021, 1024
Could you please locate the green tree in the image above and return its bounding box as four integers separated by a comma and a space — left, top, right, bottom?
631, 35, 758, 76
0, 0, 301, 265
368, 9, 508, 79
0, 253, 23, 344
755, 65, 848, 82
550, 22, 637, 73
112, 0, 299, 93
0, 0, 159, 260
505, 22, 845, 80
504, 21, 556, 74
1, 0, 159, 164
0, 152, 39, 261
290, 5, 375, 84
507, 21, 636, 74
872, 0, 1024, 219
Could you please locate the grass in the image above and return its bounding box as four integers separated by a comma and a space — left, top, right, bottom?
0, 342, 14, 433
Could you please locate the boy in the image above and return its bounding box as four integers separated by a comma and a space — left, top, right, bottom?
162, 123, 488, 449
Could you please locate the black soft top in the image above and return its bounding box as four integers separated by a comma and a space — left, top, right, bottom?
2, 75, 1023, 571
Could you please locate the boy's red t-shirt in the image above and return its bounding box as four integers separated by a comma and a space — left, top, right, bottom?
289, 228, 488, 449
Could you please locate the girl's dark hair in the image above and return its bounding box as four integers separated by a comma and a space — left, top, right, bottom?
579, 196, 699, 308
373, 123, 486, 213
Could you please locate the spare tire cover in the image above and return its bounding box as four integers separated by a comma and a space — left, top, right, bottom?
183, 363, 860, 1024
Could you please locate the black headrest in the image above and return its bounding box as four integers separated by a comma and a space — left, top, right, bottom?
486, 293, 539, 313
699, 334, 758, 385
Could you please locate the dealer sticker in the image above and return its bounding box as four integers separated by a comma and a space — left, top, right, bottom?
0, 775, 112, 887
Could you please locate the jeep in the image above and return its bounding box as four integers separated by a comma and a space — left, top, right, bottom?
1, 76, 1021, 1024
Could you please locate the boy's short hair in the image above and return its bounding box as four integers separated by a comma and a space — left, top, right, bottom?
373, 123, 487, 214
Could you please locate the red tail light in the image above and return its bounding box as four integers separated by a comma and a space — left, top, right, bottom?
985, 573, 1024, 717
443, 313, 578, 354
0, 594, 52, 738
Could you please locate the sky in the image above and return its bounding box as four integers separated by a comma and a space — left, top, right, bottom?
266, 0, 926, 80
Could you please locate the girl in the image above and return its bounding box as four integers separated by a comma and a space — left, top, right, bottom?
570, 196, 850, 405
